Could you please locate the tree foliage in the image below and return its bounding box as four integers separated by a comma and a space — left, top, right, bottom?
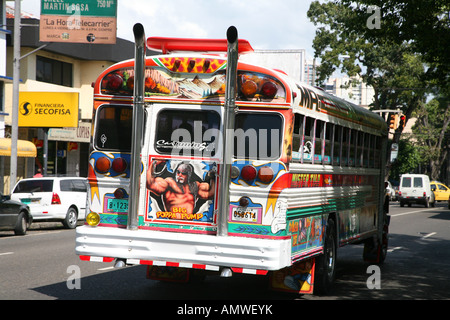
307, 2, 430, 122
389, 139, 422, 182
307, 0, 449, 178
411, 97, 450, 181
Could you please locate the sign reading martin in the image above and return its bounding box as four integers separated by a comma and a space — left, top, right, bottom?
40, 0, 117, 44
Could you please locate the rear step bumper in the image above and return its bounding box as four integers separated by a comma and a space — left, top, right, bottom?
75, 225, 291, 271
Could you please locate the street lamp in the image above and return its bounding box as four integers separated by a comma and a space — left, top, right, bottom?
312, 54, 350, 86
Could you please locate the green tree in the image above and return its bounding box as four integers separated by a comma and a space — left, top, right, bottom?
411, 97, 450, 181
340, 0, 450, 96
390, 139, 422, 181
307, 1, 435, 145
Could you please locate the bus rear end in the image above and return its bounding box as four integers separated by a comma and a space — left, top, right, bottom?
76, 26, 299, 287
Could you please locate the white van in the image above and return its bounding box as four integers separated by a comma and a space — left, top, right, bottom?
11, 177, 88, 228
398, 174, 435, 207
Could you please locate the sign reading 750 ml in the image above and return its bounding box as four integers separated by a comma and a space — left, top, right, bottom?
39, 0, 117, 44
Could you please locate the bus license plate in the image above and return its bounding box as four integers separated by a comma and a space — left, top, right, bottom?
107, 199, 128, 212
232, 206, 259, 223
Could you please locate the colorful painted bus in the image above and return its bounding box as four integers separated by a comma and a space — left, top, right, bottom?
75, 24, 390, 295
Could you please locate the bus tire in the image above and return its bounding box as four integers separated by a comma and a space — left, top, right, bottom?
314, 219, 336, 295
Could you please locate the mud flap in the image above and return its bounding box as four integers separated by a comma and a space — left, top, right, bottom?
147, 266, 190, 283
363, 216, 390, 264
269, 258, 315, 294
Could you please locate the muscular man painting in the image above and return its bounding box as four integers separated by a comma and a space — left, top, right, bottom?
146, 159, 215, 216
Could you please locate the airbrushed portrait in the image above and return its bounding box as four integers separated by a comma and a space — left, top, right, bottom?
146, 159, 217, 223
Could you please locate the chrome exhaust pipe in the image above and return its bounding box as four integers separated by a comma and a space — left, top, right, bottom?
220, 267, 233, 277
128, 23, 146, 230
114, 259, 127, 268
217, 26, 239, 237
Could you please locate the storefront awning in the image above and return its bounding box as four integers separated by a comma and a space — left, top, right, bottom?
0, 138, 37, 157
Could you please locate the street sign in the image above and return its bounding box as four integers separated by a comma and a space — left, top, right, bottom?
39, 0, 117, 44
390, 143, 399, 162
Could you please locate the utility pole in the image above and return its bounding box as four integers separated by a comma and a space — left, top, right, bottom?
10, 0, 21, 193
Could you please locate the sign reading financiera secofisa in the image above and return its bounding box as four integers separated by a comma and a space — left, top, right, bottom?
39, 0, 117, 44
19, 92, 79, 128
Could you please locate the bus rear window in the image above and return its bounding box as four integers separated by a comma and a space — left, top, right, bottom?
155, 109, 220, 157
234, 113, 282, 160
95, 105, 133, 151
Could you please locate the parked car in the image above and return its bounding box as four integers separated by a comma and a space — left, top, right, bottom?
386, 181, 395, 201
398, 174, 435, 208
0, 193, 32, 235
11, 177, 88, 229
430, 181, 450, 202
389, 180, 399, 201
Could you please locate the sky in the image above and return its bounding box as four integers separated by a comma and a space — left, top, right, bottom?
19, 0, 318, 60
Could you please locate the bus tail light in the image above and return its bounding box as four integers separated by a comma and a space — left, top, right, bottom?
96, 156, 111, 173
241, 165, 257, 182
51, 193, 61, 205
231, 166, 240, 179
260, 81, 277, 99
257, 166, 274, 183
103, 73, 123, 91
112, 157, 127, 173
241, 80, 257, 98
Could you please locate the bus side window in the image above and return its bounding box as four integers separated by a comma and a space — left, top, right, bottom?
333, 125, 342, 166
314, 120, 324, 164
292, 113, 304, 161
356, 131, 364, 167
349, 129, 356, 166
368, 134, 375, 168
374, 136, 381, 168
342, 127, 349, 166
324, 123, 333, 165
363, 133, 370, 168
302, 117, 314, 163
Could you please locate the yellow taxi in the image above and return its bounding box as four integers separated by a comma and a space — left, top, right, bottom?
430, 181, 450, 201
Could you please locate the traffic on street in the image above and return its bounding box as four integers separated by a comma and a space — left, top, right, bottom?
1, 201, 449, 300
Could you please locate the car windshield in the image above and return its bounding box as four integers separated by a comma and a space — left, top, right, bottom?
13, 180, 53, 193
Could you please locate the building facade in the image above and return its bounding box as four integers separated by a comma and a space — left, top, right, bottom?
2, 6, 138, 193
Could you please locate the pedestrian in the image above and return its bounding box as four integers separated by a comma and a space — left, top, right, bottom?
34, 168, 43, 178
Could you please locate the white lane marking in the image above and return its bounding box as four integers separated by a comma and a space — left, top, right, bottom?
0, 252, 14, 256
387, 246, 402, 253
98, 266, 115, 271
421, 232, 437, 239
390, 207, 436, 217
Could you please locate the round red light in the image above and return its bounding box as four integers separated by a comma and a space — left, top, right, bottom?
241, 165, 257, 182
96, 156, 111, 173
112, 157, 127, 173
258, 166, 274, 183
126, 76, 134, 92
260, 81, 277, 99
105, 73, 123, 91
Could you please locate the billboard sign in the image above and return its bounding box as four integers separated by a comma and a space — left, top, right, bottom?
19, 92, 79, 128
40, 0, 117, 44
